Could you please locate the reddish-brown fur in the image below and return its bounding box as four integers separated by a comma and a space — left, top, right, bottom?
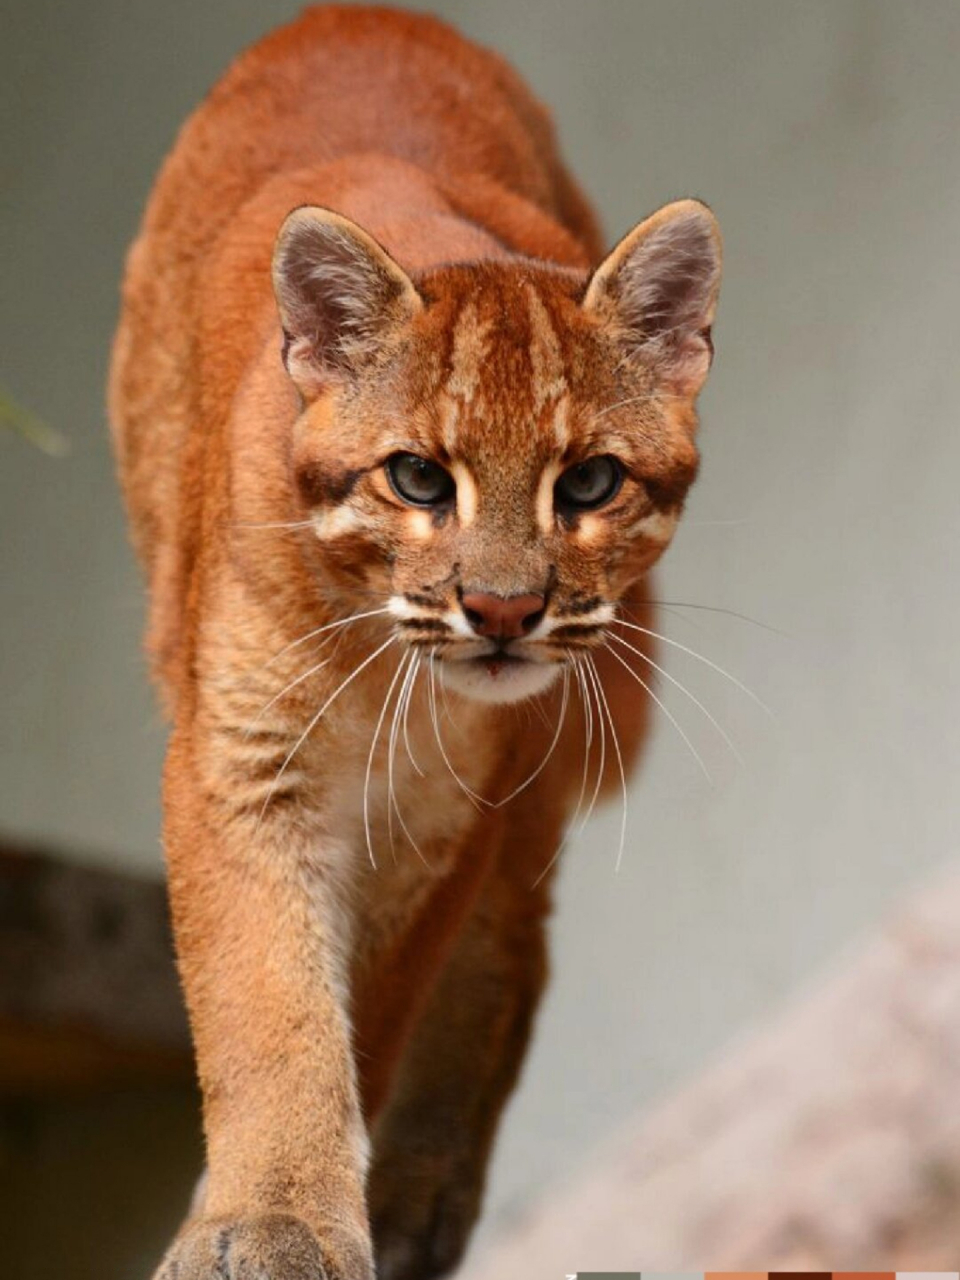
109, 7, 720, 1278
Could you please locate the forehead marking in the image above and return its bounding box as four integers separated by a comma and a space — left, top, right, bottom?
450, 461, 479, 528
440, 395, 460, 457
551, 394, 571, 450
525, 284, 567, 413
439, 395, 460, 457
442, 300, 492, 452
446, 301, 491, 402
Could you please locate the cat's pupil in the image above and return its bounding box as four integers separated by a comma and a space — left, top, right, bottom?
556, 455, 621, 510
387, 453, 455, 506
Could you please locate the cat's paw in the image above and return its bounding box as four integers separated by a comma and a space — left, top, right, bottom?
153, 1212, 372, 1280
372, 1178, 479, 1280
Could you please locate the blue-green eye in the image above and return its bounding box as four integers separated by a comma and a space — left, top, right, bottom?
386, 453, 455, 507
555, 456, 622, 511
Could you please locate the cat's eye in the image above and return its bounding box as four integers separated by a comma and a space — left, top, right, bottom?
555, 455, 623, 512
386, 452, 456, 507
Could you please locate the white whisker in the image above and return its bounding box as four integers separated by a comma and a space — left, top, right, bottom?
427, 650, 486, 810
647, 599, 785, 635
607, 629, 744, 767
491, 667, 569, 809
586, 654, 629, 873
603, 640, 712, 784
267, 606, 393, 669
230, 519, 317, 531
258, 634, 395, 828
580, 646, 607, 836
571, 656, 595, 829
590, 389, 686, 424
526, 690, 554, 733
401, 651, 425, 777
244, 633, 340, 738
613, 615, 774, 717
532, 656, 595, 889
564, 655, 596, 840
387, 653, 429, 866
363, 652, 409, 870
437, 659, 458, 728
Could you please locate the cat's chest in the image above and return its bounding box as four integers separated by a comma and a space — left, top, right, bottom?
287, 668, 528, 878
321, 712, 493, 872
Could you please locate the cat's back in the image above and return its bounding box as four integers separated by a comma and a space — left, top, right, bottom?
137, 5, 573, 266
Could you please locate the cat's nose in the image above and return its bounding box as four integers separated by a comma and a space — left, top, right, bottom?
461, 592, 546, 639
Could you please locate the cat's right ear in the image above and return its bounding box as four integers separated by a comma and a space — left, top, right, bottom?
272, 207, 422, 399
582, 199, 722, 399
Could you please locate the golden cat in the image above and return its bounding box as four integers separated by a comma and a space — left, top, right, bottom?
109, 6, 721, 1277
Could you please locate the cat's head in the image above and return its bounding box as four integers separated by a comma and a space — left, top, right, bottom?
272, 200, 721, 704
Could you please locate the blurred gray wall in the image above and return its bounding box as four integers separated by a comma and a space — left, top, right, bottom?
3, 0, 960, 1255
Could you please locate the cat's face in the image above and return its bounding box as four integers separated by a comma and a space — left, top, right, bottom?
274, 202, 721, 704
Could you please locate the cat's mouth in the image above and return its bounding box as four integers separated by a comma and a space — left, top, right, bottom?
390, 597, 610, 703
439, 643, 562, 705
469, 648, 530, 677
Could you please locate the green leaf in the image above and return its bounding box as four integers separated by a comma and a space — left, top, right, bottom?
0, 386, 69, 456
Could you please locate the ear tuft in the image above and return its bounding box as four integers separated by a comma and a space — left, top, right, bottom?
583, 199, 722, 396
272, 207, 421, 397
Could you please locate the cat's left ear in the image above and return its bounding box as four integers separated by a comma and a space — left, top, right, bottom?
272, 206, 423, 399
583, 199, 722, 398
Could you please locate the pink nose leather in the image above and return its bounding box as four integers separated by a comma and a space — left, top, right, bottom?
461, 592, 545, 639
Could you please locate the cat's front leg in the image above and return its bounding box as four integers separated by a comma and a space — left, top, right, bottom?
367, 816, 557, 1280
152, 727, 373, 1280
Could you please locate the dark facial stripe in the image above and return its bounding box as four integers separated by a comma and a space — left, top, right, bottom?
549, 623, 605, 641
296, 460, 370, 507
562, 596, 603, 616
398, 618, 451, 634
404, 592, 447, 609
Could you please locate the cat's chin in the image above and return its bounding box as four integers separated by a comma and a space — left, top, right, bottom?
439, 656, 562, 706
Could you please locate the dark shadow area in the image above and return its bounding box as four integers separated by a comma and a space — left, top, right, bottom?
2, 1084, 202, 1280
